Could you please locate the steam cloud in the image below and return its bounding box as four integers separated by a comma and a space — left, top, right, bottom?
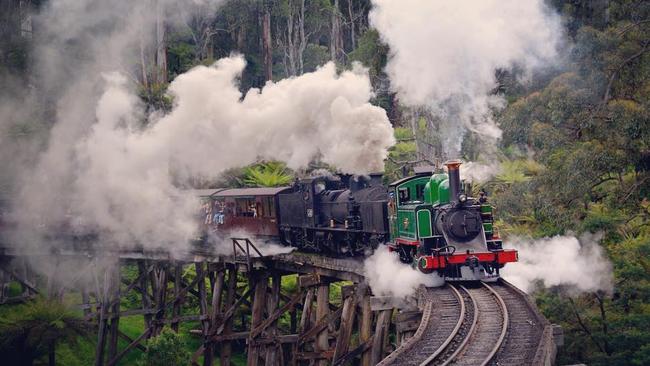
72, 57, 393, 248
369, 0, 563, 157
8, 0, 395, 251
502, 233, 614, 294
364, 247, 443, 298
460, 161, 500, 183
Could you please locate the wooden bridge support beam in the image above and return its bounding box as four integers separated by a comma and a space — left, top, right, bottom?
315, 282, 330, 366
359, 288, 373, 366
138, 261, 153, 331
371, 309, 393, 365
247, 271, 268, 366
265, 273, 281, 365
107, 263, 121, 362
220, 266, 237, 366
196, 261, 212, 366
172, 262, 183, 332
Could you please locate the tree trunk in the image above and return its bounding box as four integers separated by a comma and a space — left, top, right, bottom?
48, 342, 55, 366
237, 24, 246, 51
139, 27, 149, 90
297, 0, 306, 74
347, 0, 355, 50
262, 1, 273, 81
155, 0, 167, 84
329, 0, 343, 63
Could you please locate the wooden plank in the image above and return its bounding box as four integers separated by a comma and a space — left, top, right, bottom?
299, 288, 314, 332
396, 319, 421, 333
265, 274, 281, 366
220, 267, 237, 366
210, 288, 252, 337
298, 273, 322, 288
296, 350, 335, 360
298, 305, 343, 345
395, 310, 422, 323
152, 265, 169, 336
94, 267, 112, 366
370, 309, 392, 365
137, 261, 153, 331
332, 294, 357, 363
210, 270, 225, 324
359, 291, 372, 366
172, 263, 182, 332
107, 265, 121, 362
341, 285, 356, 299
249, 289, 303, 339
117, 330, 147, 352
107, 327, 152, 366
332, 336, 374, 366
195, 262, 212, 366
247, 274, 268, 366
370, 295, 417, 311
315, 283, 330, 366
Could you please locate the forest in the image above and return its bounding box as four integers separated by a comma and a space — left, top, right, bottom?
0, 0, 649, 365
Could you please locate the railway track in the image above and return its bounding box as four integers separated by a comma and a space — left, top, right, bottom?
380, 280, 552, 366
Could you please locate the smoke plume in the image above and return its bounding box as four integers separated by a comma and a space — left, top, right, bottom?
502, 233, 614, 294
9, 0, 394, 251
364, 247, 443, 298
369, 0, 563, 157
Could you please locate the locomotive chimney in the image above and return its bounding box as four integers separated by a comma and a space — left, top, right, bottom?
444, 160, 462, 201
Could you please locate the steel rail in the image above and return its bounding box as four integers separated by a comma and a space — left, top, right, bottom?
419, 284, 466, 365
480, 282, 510, 366
439, 285, 479, 366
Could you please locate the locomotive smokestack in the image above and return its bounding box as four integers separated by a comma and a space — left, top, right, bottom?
444, 160, 462, 201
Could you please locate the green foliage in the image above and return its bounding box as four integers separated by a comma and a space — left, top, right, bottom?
489, 3, 650, 364
0, 298, 89, 366
139, 329, 190, 366
242, 161, 294, 187
348, 29, 388, 82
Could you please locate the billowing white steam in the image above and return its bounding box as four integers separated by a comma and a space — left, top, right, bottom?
502, 233, 614, 294
70, 57, 393, 247
364, 247, 443, 298
11, 0, 395, 250
369, 0, 563, 157
460, 161, 500, 183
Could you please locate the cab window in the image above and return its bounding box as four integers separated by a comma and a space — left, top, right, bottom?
415, 184, 425, 201
398, 187, 410, 203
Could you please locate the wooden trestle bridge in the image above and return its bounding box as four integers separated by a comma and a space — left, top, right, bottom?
0, 238, 560, 366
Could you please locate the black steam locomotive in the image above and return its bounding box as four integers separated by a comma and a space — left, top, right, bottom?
277, 174, 388, 255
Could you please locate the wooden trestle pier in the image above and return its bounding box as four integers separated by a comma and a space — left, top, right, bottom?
0, 238, 425, 366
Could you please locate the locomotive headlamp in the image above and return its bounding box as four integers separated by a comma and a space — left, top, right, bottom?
459, 194, 467, 203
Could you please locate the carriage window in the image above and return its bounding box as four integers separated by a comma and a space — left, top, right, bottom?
235, 198, 256, 217
261, 197, 276, 218
398, 187, 410, 203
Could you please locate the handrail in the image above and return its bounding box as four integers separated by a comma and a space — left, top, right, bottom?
231, 237, 264, 269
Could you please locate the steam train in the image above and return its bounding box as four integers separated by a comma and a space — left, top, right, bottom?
200, 161, 517, 281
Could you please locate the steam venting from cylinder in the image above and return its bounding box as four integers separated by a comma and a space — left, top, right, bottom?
445, 160, 462, 202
